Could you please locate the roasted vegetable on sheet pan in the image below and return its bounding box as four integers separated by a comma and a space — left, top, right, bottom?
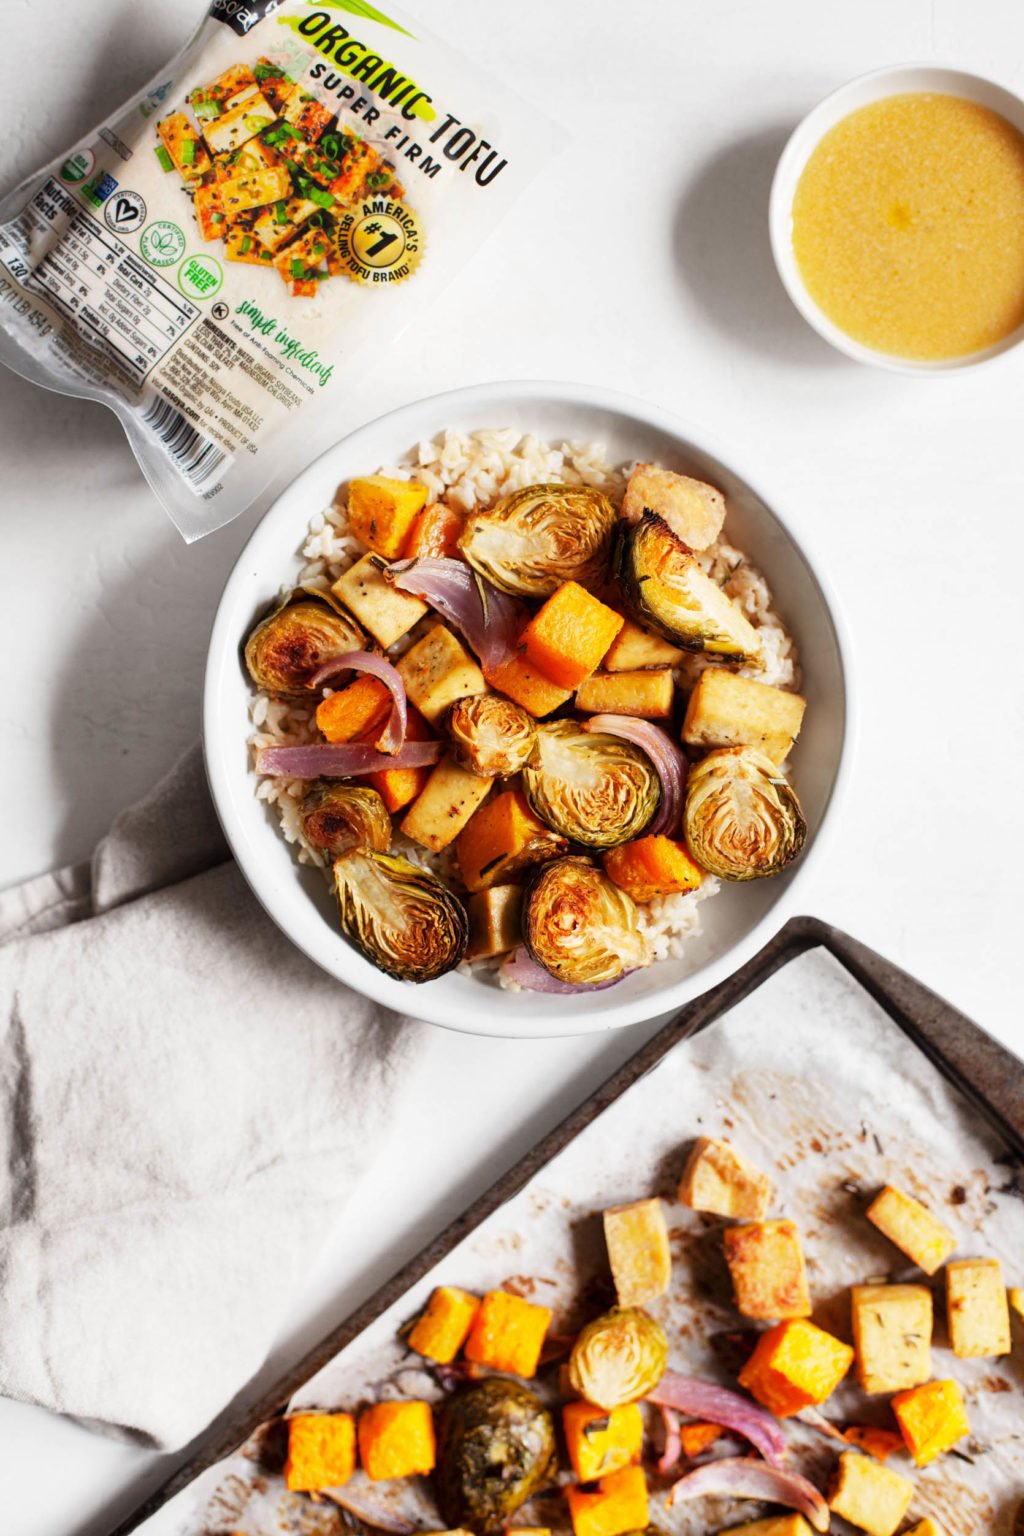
435, 1377, 557, 1529
568, 1306, 668, 1409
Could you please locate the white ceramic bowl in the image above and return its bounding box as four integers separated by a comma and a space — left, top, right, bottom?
770, 65, 1024, 374
204, 381, 853, 1037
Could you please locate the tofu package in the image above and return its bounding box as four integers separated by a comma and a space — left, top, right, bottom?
0, 0, 553, 540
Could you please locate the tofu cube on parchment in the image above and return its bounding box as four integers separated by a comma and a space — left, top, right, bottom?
678, 1135, 774, 1219
603, 1197, 672, 1306
723, 1218, 811, 1319
866, 1185, 957, 1275
851, 1283, 933, 1393
946, 1257, 1011, 1357
828, 1450, 914, 1536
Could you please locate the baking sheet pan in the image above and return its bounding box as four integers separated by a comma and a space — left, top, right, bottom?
109, 917, 1024, 1536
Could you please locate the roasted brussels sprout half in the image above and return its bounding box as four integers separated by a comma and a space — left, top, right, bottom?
447, 694, 536, 778
332, 849, 468, 982
684, 746, 806, 881
568, 1306, 669, 1409
522, 721, 660, 849
459, 483, 617, 598
616, 512, 762, 662
435, 1377, 557, 1531
244, 587, 365, 698
300, 782, 391, 857
524, 856, 650, 987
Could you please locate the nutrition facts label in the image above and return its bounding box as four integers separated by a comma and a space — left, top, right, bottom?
0, 177, 198, 386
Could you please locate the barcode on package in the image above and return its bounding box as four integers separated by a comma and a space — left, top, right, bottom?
142, 396, 230, 492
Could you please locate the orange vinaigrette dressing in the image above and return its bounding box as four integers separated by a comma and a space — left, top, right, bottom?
792, 92, 1024, 359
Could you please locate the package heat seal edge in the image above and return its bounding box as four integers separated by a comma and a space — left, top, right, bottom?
0, 0, 558, 541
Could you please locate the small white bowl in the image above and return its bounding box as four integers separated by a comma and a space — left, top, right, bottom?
770, 64, 1024, 374
204, 381, 853, 1037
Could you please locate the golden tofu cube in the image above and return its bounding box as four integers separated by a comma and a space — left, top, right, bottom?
253, 196, 320, 251
465, 885, 523, 961
682, 669, 806, 765
723, 1219, 811, 1320
157, 113, 212, 179
892, 1379, 970, 1467
866, 1186, 956, 1275
622, 464, 726, 550
224, 229, 276, 266
575, 669, 674, 718
602, 618, 684, 672
218, 164, 292, 217
603, 1198, 672, 1306
332, 555, 427, 649
397, 624, 487, 726
851, 1284, 932, 1394
202, 89, 276, 155
348, 474, 429, 559
719, 1519, 814, 1536
400, 756, 492, 852
946, 1258, 1011, 1358
904, 1521, 947, 1536
829, 1452, 913, 1536
678, 1136, 773, 1219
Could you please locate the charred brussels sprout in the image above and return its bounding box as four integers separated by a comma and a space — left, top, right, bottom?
435, 1377, 556, 1531
616, 512, 762, 662
244, 587, 365, 698
684, 746, 806, 881
459, 483, 617, 598
522, 721, 660, 849
447, 694, 537, 778
332, 849, 468, 982
300, 782, 391, 857
568, 1306, 669, 1409
524, 856, 650, 987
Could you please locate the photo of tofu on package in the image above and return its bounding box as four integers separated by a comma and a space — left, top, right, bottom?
0, 0, 552, 540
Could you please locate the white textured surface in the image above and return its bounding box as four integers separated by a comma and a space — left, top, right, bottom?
1, 0, 1023, 1532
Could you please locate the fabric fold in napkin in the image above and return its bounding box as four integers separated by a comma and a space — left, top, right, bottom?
0, 746, 425, 1449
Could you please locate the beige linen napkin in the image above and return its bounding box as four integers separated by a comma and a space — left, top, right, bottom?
0, 746, 425, 1449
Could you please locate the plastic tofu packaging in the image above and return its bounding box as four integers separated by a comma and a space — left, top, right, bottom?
0, 0, 552, 540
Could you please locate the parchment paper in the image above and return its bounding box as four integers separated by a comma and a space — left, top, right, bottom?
138, 948, 1024, 1536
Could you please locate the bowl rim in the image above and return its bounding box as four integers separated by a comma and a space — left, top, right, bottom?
203, 378, 856, 1037
769, 62, 1024, 375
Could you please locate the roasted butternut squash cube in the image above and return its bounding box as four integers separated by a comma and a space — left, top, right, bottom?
332, 555, 427, 649
852, 1284, 933, 1394
284, 1411, 356, 1491
464, 1289, 551, 1377
400, 755, 491, 852
723, 1219, 811, 1319
406, 502, 465, 559
575, 669, 674, 719
603, 836, 702, 904
317, 675, 391, 744
347, 475, 429, 559
682, 669, 806, 766
738, 1318, 853, 1416
465, 885, 523, 961
946, 1258, 1011, 1358
562, 1400, 643, 1481
397, 624, 487, 726
720, 1519, 814, 1536
357, 1400, 435, 1480
843, 1427, 905, 1463
366, 706, 432, 813
904, 1521, 947, 1536
866, 1186, 956, 1276
408, 1287, 479, 1364
892, 1379, 970, 1467
566, 1464, 648, 1536
677, 1136, 773, 1219
621, 464, 726, 550
678, 1421, 725, 1458
484, 653, 572, 718
828, 1451, 914, 1536
602, 618, 684, 672
603, 1197, 672, 1306
520, 583, 624, 690
456, 788, 566, 893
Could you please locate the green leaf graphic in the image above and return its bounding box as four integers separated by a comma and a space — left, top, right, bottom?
313, 0, 415, 37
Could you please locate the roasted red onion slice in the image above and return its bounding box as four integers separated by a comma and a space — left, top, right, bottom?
655, 1404, 682, 1475
311, 651, 407, 754
254, 740, 441, 778
319, 1490, 417, 1533
647, 1371, 787, 1467
581, 715, 687, 837
388, 557, 521, 670
667, 1456, 829, 1530
500, 947, 630, 994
